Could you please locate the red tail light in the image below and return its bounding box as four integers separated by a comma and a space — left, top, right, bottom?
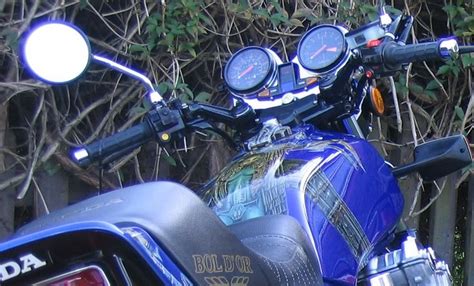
34, 266, 110, 286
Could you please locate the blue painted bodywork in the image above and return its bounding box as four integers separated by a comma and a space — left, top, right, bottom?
200, 125, 404, 283
0, 126, 404, 285
0, 222, 191, 285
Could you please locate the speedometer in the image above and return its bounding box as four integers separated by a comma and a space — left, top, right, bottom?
224, 47, 277, 94
297, 25, 347, 73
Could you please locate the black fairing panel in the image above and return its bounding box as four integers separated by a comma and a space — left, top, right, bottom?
13, 182, 281, 285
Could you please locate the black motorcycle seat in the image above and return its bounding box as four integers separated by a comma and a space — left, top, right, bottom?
14, 181, 322, 285
229, 215, 323, 286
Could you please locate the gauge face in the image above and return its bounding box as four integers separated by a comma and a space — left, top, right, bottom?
224, 47, 274, 93
298, 25, 346, 73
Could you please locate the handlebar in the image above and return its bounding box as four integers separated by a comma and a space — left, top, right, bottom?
383, 41, 441, 65
72, 121, 153, 167
360, 38, 460, 75
69, 37, 467, 169
71, 101, 254, 167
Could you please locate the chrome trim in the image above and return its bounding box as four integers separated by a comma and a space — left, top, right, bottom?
245, 119, 292, 150
343, 116, 365, 139
363, 235, 453, 285
72, 148, 89, 161
297, 25, 350, 76
379, 13, 392, 28
401, 235, 419, 260
378, 2, 392, 29
92, 54, 163, 104
32, 265, 110, 286
226, 48, 282, 97
242, 85, 320, 110
369, 273, 394, 286
439, 39, 459, 59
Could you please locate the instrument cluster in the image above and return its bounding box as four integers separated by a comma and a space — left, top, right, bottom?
224, 47, 278, 94
223, 25, 350, 109
297, 25, 347, 73
223, 22, 387, 110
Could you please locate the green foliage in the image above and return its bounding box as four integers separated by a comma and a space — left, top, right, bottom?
1, 28, 18, 50
461, 54, 474, 69
334, 3, 401, 27
163, 154, 177, 167
42, 160, 61, 176
423, 80, 442, 101
395, 73, 443, 103
437, 1, 474, 78
175, 82, 194, 103
156, 81, 208, 103
143, 0, 209, 57
454, 106, 465, 121
437, 59, 461, 78
227, 1, 312, 28
194, 91, 211, 103
157, 81, 194, 102
443, 3, 474, 37
394, 75, 408, 99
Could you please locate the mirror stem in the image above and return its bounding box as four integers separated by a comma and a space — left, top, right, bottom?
92, 54, 163, 104
378, 0, 392, 28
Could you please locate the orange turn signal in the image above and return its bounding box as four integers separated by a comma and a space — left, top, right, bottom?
370, 87, 385, 116
305, 77, 318, 86
258, 88, 271, 98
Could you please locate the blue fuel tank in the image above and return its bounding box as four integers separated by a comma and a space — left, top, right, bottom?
199, 125, 404, 284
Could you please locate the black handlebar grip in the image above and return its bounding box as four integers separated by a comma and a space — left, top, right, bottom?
72, 121, 153, 167
383, 41, 441, 65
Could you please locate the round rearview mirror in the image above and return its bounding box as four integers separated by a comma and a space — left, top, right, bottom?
23, 22, 91, 83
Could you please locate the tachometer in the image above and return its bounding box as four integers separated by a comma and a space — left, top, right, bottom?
224, 47, 277, 94
297, 25, 347, 73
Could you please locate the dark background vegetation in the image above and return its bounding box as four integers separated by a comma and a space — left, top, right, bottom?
0, 0, 472, 283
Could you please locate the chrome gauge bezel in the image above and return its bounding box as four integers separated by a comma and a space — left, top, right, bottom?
224, 47, 278, 96
297, 25, 348, 74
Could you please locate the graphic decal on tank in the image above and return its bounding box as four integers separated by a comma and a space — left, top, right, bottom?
200, 147, 290, 225
305, 146, 371, 267
200, 135, 368, 256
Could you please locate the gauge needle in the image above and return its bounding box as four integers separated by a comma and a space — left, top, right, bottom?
326, 47, 338, 52
238, 65, 254, 79
310, 44, 327, 59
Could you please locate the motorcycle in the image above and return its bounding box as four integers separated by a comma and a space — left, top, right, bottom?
0, 3, 473, 286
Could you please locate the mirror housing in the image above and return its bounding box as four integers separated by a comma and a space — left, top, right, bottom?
22, 22, 91, 83
21, 21, 164, 104
392, 135, 472, 181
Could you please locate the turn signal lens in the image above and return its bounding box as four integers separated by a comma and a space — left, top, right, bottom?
305, 77, 318, 86
370, 87, 385, 116
367, 39, 382, 48
257, 88, 271, 98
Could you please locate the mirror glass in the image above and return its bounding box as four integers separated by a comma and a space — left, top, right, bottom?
23, 22, 90, 83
